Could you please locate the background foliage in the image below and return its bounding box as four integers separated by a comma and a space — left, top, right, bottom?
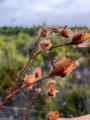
0, 26, 90, 119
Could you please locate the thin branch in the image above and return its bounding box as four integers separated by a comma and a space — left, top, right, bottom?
24, 89, 38, 120
0, 39, 71, 109
40, 43, 66, 54
10, 28, 43, 91
11, 58, 32, 91
0, 43, 70, 109
24, 101, 35, 120
10, 43, 67, 91
1, 31, 43, 106
0, 75, 49, 109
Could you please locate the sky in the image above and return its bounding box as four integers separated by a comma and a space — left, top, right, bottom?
0, 0, 90, 27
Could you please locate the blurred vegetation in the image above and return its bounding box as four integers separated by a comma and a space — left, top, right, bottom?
0, 26, 90, 119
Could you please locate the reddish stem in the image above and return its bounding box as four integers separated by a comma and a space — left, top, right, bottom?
24, 90, 37, 120
0, 75, 49, 109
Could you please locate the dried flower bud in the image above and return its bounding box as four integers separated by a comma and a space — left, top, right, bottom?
46, 111, 60, 120
60, 26, 73, 38
41, 27, 52, 37
40, 40, 52, 51
34, 67, 42, 80
47, 79, 56, 86
24, 67, 42, 89
24, 74, 36, 89
47, 85, 58, 97
49, 58, 76, 77
51, 28, 61, 34
67, 31, 90, 45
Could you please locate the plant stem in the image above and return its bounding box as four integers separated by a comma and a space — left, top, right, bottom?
10, 29, 43, 91
2, 32, 43, 106
24, 90, 37, 120
0, 42, 69, 108
0, 40, 70, 109
24, 101, 35, 120
0, 75, 49, 109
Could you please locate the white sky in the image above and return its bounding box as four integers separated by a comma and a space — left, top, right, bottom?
0, 0, 90, 27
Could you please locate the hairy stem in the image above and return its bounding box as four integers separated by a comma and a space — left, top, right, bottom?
10, 28, 43, 91
24, 90, 37, 120
12, 58, 32, 90
0, 43, 69, 108
24, 101, 35, 120
0, 40, 70, 109
0, 75, 49, 109
1, 31, 43, 108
